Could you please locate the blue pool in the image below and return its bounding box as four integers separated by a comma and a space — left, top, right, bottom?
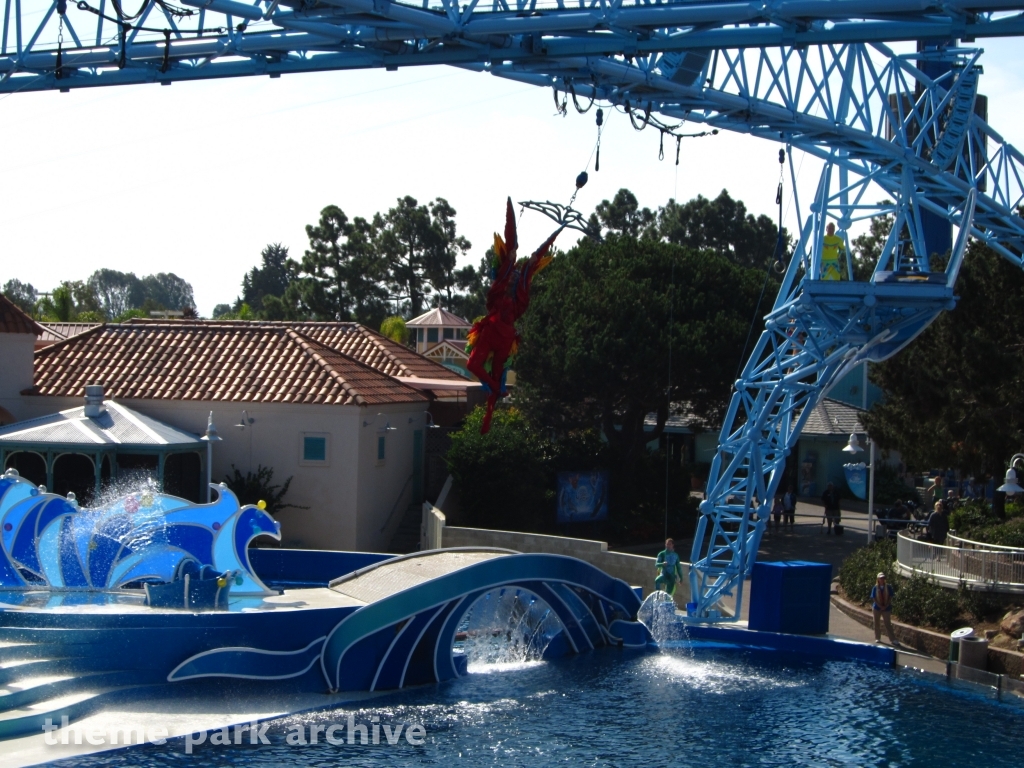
50, 645, 1024, 767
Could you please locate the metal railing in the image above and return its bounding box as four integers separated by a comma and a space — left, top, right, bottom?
946, 532, 1024, 553
895, 531, 1024, 593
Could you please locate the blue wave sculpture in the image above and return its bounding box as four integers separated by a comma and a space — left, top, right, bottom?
0, 470, 280, 595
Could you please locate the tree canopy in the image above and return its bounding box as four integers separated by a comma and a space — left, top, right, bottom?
515, 233, 774, 462
862, 242, 1024, 478
4, 270, 196, 322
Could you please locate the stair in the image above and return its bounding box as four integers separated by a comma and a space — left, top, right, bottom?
388, 504, 423, 554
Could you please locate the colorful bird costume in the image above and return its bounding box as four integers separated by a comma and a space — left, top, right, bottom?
466, 197, 559, 434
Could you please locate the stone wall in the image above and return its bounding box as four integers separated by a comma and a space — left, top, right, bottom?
421, 503, 682, 602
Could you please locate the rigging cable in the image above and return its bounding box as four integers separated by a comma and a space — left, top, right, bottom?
735, 147, 787, 381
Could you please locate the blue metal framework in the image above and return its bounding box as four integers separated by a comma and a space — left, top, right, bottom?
4, 0, 1024, 620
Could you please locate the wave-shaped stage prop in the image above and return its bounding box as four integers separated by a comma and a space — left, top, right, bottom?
0, 470, 279, 595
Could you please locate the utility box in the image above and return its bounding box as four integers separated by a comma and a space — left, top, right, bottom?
748, 561, 832, 635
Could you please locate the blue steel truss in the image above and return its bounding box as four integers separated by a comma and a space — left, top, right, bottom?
3, 0, 1024, 621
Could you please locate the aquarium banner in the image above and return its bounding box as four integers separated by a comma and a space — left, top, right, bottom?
557, 472, 608, 523
844, 462, 868, 500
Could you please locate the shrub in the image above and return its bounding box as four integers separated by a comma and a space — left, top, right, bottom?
446, 406, 558, 532
222, 464, 306, 517
380, 316, 408, 345
978, 517, 1024, 548
837, 539, 897, 604
892, 573, 962, 630
957, 583, 1008, 623
949, 498, 999, 536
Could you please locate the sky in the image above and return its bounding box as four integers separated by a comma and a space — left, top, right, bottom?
1, 38, 1023, 318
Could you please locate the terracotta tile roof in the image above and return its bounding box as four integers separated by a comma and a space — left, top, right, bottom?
406, 307, 472, 328
0, 294, 45, 336
27, 322, 429, 407
123, 319, 468, 382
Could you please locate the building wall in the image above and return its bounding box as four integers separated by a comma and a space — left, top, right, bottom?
356, 404, 429, 553
826, 362, 884, 410
0, 334, 35, 421
17, 396, 424, 553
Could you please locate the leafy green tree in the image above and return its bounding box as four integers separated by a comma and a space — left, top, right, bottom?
374, 196, 437, 317
592, 188, 657, 238
38, 283, 76, 322
2, 279, 37, 315
87, 269, 145, 318
239, 243, 299, 311
862, 242, 1024, 478
448, 256, 489, 322
212, 303, 233, 319
423, 197, 472, 308
380, 316, 408, 344
515, 234, 771, 463
142, 273, 196, 312
296, 205, 388, 325
657, 189, 789, 270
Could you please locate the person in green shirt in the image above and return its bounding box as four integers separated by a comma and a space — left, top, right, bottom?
655, 538, 684, 596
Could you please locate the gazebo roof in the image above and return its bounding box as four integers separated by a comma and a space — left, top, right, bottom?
0, 400, 202, 450
406, 308, 471, 328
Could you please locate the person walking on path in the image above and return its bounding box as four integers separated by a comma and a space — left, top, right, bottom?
870, 572, 898, 645
821, 482, 842, 534
782, 486, 796, 530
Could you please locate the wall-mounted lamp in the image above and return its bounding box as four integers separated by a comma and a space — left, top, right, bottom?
201, 411, 223, 503
235, 410, 255, 430
998, 454, 1024, 494
409, 411, 440, 428
363, 412, 396, 432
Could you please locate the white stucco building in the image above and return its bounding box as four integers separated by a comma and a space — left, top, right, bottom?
0, 295, 475, 553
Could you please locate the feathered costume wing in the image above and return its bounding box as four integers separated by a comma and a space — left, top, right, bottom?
466, 197, 560, 434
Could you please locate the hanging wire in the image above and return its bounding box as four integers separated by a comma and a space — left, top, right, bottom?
552, 83, 567, 117
735, 148, 789, 379
77, 0, 226, 34
569, 81, 595, 114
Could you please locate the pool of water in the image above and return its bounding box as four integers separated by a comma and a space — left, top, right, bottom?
53, 645, 1024, 767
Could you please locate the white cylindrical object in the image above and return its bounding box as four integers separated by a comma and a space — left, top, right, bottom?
958, 636, 989, 670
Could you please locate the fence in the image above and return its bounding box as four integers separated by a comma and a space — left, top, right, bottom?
895, 531, 1024, 593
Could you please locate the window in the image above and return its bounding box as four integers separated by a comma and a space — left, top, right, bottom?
427, 328, 438, 343
443, 328, 454, 340
457, 329, 467, 339
377, 435, 386, 464
417, 328, 424, 342
300, 433, 329, 465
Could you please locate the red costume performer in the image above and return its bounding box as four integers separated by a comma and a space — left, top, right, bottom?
466, 198, 559, 433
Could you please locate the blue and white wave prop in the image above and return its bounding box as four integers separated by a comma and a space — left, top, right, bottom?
0, 470, 279, 595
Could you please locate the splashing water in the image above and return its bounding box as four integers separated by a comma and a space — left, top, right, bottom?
638, 590, 690, 647
458, 588, 564, 669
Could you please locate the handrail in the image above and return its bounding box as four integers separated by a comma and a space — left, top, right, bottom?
947, 531, 1024, 553
379, 473, 415, 534
895, 531, 1024, 593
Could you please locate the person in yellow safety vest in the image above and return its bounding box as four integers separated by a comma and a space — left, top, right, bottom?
820, 221, 846, 280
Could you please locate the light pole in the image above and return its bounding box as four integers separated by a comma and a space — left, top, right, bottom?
843, 432, 876, 545
200, 411, 222, 503
997, 454, 1024, 494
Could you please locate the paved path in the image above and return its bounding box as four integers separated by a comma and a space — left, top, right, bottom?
628, 499, 885, 646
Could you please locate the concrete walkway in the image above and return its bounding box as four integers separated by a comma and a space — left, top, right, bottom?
633, 499, 886, 646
